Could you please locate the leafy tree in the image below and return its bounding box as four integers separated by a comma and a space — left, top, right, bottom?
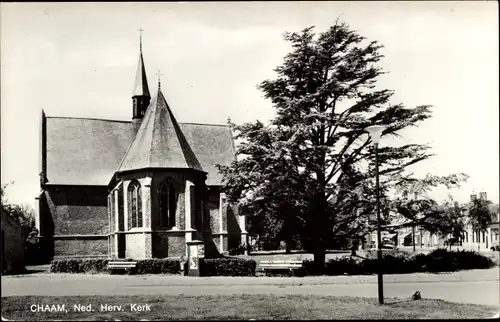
390, 174, 468, 251
428, 197, 466, 250
219, 21, 444, 272
1, 181, 12, 206
468, 196, 493, 249
1, 182, 36, 238
2, 182, 40, 264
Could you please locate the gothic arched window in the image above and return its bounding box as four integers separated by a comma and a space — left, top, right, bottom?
159, 180, 177, 227
128, 180, 142, 229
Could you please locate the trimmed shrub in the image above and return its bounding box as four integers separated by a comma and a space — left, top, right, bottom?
324, 256, 360, 275
302, 259, 317, 276
300, 249, 495, 276
201, 257, 256, 276
50, 258, 181, 275
135, 258, 180, 275
411, 253, 428, 273
424, 248, 495, 272
50, 259, 109, 274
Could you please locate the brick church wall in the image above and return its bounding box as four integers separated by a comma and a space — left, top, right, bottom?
226, 204, 242, 251
151, 232, 186, 258
152, 232, 169, 258
41, 185, 109, 259
54, 238, 108, 258
205, 188, 220, 234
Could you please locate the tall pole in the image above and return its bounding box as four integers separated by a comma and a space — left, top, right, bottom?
413, 192, 417, 252
375, 145, 384, 305
412, 225, 416, 252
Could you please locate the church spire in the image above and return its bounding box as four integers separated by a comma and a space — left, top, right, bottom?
139, 27, 143, 52
132, 28, 151, 122
117, 89, 204, 174
156, 70, 163, 90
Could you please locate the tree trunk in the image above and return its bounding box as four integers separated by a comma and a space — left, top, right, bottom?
285, 238, 291, 254
420, 228, 423, 248
412, 225, 416, 252
313, 244, 326, 275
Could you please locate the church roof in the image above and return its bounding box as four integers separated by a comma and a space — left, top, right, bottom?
116, 89, 203, 173
132, 51, 150, 97
43, 116, 235, 186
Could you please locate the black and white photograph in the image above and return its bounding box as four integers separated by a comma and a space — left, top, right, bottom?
1, 1, 499, 320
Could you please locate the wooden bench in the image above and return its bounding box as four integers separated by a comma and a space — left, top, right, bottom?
259, 260, 304, 277
107, 261, 137, 275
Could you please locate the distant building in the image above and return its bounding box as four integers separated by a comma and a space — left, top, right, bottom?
462, 192, 500, 250
1, 209, 25, 274
378, 191, 500, 251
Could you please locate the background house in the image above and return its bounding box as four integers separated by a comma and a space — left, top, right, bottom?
377, 191, 500, 251
462, 192, 500, 250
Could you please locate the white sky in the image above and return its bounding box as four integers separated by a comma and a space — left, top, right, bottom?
1, 1, 498, 208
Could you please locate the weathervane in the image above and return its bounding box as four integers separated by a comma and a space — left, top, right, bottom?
156, 70, 164, 90
138, 28, 144, 51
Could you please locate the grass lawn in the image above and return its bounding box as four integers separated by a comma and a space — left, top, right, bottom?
2, 295, 498, 320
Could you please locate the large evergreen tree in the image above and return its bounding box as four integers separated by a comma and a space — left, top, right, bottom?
218, 22, 461, 271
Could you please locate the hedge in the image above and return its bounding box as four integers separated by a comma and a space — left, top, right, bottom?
50, 259, 109, 274
50, 258, 180, 275
201, 257, 257, 276
135, 259, 180, 275
302, 249, 496, 276
50, 257, 256, 276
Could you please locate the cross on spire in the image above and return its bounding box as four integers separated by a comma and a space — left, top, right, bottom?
138, 28, 144, 52
156, 70, 164, 90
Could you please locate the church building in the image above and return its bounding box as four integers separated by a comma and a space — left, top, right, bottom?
35, 37, 247, 261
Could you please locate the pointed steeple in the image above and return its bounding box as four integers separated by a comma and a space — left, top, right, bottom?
132, 51, 150, 98
132, 28, 151, 122
117, 89, 204, 173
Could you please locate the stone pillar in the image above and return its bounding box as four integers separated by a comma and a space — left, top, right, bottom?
114, 189, 119, 257
185, 180, 195, 257
143, 177, 153, 259
199, 185, 205, 235
219, 193, 226, 253
123, 181, 130, 231
34, 192, 42, 235
185, 180, 193, 232
144, 232, 153, 259
142, 177, 152, 230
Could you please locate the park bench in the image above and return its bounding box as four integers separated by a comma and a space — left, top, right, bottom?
259, 260, 304, 277
107, 261, 137, 275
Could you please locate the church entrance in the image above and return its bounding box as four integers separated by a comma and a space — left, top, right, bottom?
117, 234, 126, 258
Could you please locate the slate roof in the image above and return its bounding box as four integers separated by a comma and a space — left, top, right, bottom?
117, 89, 203, 173
43, 115, 235, 186
132, 51, 150, 98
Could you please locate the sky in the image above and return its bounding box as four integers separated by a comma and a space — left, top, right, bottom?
1, 1, 498, 208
